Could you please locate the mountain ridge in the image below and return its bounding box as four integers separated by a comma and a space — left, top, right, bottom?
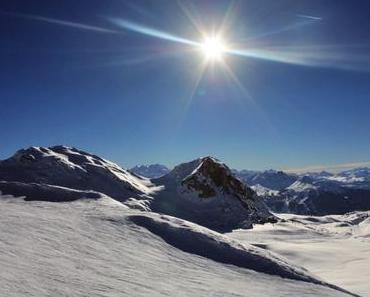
0, 146, 273, 232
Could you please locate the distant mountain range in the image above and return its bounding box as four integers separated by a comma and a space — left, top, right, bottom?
234, 167, 370, 215
234, 169, 298, 190
130, 164, 170, 178
264, 170, 370, 215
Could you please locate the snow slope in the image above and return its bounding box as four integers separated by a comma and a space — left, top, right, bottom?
0, 195, 359, 297
0, 146, 158, 201
230, 212, 370, 296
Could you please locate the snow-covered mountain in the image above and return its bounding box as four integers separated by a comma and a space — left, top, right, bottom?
231, 165, 370, 215
251, 184, 279, 197
302, 171, 334, 179
0, 146, 157, 202
300, 168, 370, 187
130, 164, 170, 178
327, 167, 370, 186
151, 157, 275, 232
263, 174, 370, 215
235, 169, 297, 190
0, 146, 273, 232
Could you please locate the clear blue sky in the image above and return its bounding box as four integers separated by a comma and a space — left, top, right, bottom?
1, 0, 370, 170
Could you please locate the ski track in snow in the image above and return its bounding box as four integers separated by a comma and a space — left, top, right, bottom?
0, 195, 360, 297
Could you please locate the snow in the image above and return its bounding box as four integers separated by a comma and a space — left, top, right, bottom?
263, 173, 370, 215
251, 184, 279, 196
0, 148, 271, 231
234, 169, 297, 190
230, 212, 370, 297
327, 176, 365, 184
0, 195, 358, 297
130, 164, 170, 178
286, 178, 317, 191
0, 146, 369, 296
0, 145, 161, 201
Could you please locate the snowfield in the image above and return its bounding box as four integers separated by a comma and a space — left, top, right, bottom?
0, 194, 361, 297
230, 212, 370, 297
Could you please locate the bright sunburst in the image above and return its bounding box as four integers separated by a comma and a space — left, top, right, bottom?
200, 36, 227, 61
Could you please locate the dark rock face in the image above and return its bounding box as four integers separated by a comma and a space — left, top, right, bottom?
182, 157, 251, 198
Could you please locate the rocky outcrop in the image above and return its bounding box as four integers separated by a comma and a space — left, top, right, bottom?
152, 157, 275, 232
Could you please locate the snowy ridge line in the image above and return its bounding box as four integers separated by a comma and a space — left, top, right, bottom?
0, 145, 159, 201
0, 181, 105, 202
128, 213, 361, 297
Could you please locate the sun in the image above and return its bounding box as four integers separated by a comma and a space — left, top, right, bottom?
200, 36, 226, 61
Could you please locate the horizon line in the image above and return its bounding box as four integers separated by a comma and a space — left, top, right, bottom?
283, 161, 370, 174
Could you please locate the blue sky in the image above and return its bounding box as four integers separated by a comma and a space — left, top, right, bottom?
1, 0, 370, 170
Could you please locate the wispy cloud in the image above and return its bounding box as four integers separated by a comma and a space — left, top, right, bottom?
2, 11, 117, 33
285, 161, 370, 173
296, 14, 322, 21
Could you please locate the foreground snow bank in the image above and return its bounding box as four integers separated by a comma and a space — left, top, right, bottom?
128, 213, 358, 296
0, 197, 357, 297
231, 212, 370, 296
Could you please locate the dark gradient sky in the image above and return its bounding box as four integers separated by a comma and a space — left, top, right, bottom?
1, 0, 370, 170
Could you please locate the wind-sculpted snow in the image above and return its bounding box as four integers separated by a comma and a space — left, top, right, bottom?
231, 212, 370, 296
0, 197, 359, 297
129, 213, 314, 281
128, 213, 359, 296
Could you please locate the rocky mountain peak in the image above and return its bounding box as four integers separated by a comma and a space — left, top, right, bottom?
182, 156, 251, 199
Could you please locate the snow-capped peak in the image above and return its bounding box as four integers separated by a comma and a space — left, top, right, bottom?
152, 156, 275, 231
0, 145, 157, 201
181, 156, 251, 199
